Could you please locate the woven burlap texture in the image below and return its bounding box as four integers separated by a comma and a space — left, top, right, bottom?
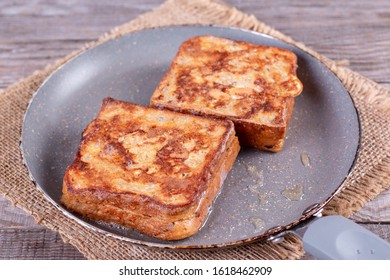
1, 0, 390, 260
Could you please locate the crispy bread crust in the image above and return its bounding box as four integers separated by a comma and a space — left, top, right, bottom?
62, 134, 239, 240
61, 98, 240, 240
150, 36, 303, 152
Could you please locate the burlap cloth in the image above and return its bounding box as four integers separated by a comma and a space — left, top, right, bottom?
1, 0, 390, 260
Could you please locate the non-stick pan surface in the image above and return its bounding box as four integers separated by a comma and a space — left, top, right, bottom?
21, 26, 360, 248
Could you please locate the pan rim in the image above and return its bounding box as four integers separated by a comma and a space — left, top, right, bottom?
20, 24, 361, 250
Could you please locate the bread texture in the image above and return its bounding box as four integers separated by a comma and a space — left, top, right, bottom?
150, 35, 303, 152
61, 98, 240, 240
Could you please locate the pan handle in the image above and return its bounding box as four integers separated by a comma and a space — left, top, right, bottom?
299, 215, 390, 259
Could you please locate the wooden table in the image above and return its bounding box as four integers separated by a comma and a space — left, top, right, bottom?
1, 0, 389, 259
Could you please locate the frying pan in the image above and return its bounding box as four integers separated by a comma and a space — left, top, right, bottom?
20, 26, 390, 259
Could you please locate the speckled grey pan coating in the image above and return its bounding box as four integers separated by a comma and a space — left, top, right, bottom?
21, 26, 360, 248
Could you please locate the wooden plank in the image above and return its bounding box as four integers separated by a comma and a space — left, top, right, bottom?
227, 0, 390, 84
0, 0, 165, 90
352, 190, 390, 223
360, 223, 390, 242
0, 197, 37, 227
0, 227, 85, 259
0, 0, 390, 90
0, 223, 388, 260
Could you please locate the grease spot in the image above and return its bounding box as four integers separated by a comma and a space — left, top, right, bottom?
248, 216, 265, 232
281, 184, 304, 201
300, 152, 311, 168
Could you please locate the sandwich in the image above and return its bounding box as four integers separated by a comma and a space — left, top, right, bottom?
61, 97, 240, 240
150, 35, 303, 152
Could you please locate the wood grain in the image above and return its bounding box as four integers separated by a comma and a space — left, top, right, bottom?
0, 0, 164, 90
0, 198, 37, 228
0, 228, 85, 260
1, 0, 389, 259
229, 0, 390, 85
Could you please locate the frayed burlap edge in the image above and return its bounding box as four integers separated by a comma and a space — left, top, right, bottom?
0, 0, 389, 259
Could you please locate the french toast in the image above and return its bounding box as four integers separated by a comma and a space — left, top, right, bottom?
150, 35, 303, 152
61, 97, 240, 240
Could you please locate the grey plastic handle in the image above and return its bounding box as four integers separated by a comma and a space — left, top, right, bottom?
302, 215, 390, 259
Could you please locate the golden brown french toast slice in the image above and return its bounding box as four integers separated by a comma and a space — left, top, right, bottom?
150, 35, 303, 152
61, 97, 240, 240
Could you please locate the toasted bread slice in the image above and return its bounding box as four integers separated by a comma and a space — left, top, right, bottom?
61, 98, 240, 240
150, 35, 303, 152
